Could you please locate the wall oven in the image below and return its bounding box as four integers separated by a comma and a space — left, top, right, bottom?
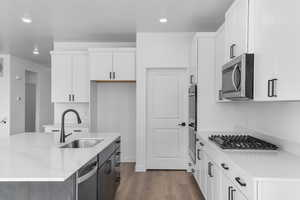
188, 84, 197, 164
222, 54, 254, 100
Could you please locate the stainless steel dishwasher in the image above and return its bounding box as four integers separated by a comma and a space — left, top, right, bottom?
77, 157, 98, 200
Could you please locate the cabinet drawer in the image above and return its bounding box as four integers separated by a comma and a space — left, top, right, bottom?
219, 160, 254, 200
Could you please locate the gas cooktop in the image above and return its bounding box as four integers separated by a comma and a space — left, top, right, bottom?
209, 135, 279, 150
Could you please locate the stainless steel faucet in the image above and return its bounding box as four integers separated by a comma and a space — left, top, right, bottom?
60, 109, 82, 143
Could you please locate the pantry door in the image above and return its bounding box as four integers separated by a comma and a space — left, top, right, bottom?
147, 68, 188, 169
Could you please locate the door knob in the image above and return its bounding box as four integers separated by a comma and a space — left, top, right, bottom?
178, 122, 186, 127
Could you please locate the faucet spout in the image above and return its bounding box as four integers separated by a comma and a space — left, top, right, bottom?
60, 109, 82, 143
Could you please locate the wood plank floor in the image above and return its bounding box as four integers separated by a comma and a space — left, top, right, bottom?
115, 163, 204, 200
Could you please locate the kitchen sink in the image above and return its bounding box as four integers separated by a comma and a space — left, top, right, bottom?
60, 139, 103, 148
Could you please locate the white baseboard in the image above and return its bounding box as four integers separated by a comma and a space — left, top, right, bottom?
121, 156, 136, 163
134, 164, 146, 172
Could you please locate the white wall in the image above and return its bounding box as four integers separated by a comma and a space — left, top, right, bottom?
197, 34, 247, 132
0, 55, 10, 137
241, 102, 300, 144
5, 55, 53, 135
53, 103, 89, 124
136, 33, 193, 171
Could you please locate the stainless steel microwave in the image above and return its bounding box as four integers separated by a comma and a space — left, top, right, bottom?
222, 54, 254, 100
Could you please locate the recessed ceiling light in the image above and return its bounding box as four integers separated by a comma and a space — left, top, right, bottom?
159, 18, 168, 23
33, 47, 39, 55
21, 14, 32, 24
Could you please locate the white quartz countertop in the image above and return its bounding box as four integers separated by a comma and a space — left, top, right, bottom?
0, 132, 120, 182
198, 131, 300, 181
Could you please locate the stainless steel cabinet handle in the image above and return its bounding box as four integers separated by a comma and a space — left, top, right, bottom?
268, 79, 272, 97
221, 163, 229, 170
51, 130, 60, 132
230, 44, 236, 59
272, 79, 278, 97
109, 72, 112, 79
69, 94, 71, 101
72, 94, 75, 101
197, 149, 201, 160
235, 177, 247, 187
268, 79, 278, 98
73, 129, 82, 132
231, 188, 236, 200
228, 186, 233, 200
208, 162, 213, 177
113, 72, 116, 79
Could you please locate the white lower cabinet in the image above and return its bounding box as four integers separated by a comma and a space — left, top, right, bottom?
206, 155, 221, 200
196, 136, 300, 200
196, 141, 207, 197
221, 173, 248, 200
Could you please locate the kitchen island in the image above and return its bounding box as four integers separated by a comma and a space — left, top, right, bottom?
0, 132, 120, 200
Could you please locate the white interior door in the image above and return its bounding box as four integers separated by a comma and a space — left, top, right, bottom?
146, 68, 188, 169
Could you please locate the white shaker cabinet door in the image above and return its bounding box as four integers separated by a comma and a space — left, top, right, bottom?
225, 0, 249, 61
51, 53, 72, 102
221, 173, 248, 200
89, 51, 113, 81
72, 53, 89, 102
206, 159, 221, 200
198, 148, 207, 197
113, 50, 136, 81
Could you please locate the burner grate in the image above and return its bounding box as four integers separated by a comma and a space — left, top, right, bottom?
209, 135, 279, 150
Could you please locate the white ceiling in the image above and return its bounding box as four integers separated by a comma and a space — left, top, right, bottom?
0, 0, 233, 66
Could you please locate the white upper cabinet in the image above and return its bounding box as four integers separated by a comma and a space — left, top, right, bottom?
51, 53, 72, 102
89, 49, 113, 81
221, 0, 300, 101
113, 49, 136, 81
251, 0, 300, 101
89, 48, 136, 81
215, 24, 226, 101
51, 51, 89, 103
72, 54, 89, 102
225, 0, 249, 61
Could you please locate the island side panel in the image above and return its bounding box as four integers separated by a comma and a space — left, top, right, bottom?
0, 175, 76, 200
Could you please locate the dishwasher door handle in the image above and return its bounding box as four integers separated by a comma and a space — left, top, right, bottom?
77, 164, 98, 184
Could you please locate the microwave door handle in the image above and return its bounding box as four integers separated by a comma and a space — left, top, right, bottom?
231, 64, 238, 91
